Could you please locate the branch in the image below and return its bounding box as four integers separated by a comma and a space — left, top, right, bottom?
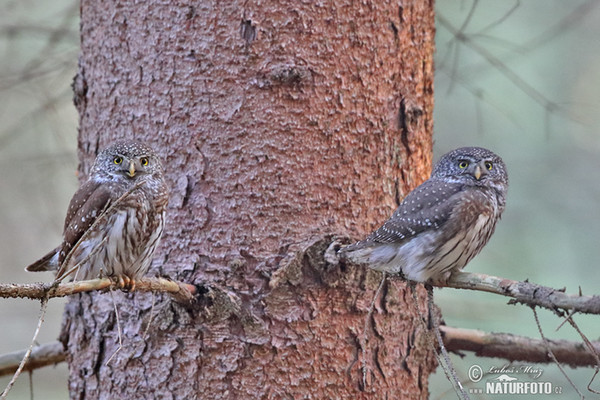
440, 272, 600, 315
329, 237, 600, 315
0, 277, 197, 303
441, 326, 600, 368
6, 325, 599, 379
0, 341, 65, 378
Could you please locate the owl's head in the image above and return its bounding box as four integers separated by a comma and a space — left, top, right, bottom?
431, 146, 508, 190
92, 141, 164, 181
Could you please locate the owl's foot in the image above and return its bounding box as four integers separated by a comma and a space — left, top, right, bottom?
114, 275, 136, 291
427, 271, 453, 287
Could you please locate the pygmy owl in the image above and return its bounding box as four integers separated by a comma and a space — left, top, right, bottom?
26, 141, 169, 289
340, 147, 508, 284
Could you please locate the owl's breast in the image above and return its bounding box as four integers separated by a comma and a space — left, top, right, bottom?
449, 188, 501, 228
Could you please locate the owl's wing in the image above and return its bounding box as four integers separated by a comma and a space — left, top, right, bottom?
363, 179, 465, 245
58, 179, 115, 267
25, 179, 113, 273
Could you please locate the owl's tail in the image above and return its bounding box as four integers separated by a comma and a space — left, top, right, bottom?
25, 248, 60, 272
338, 242, 374, 265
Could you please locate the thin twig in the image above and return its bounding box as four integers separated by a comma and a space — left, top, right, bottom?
437, 13, 560, 114
408, 283, 468, 399
562, 316, 600, 394
0, 297, 48, 399
143, 291, 156, 341
361, 272, 386, 389
28, 370, 33, 400
55, 237, 107, 283
425, 286, 470, 400
556, 309, 577, 332
57, 180, 146, 281
532, 307, 583, 399
105, 289, 123, 366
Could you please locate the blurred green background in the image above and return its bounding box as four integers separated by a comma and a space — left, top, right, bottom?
1, 1, 600, 398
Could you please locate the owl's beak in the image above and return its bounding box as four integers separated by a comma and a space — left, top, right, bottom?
473, 165, 482, 180
128, 161, 136, 177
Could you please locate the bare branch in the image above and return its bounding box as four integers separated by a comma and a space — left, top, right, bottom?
326, 237, 600, 319
329, 237, 600, 315
0, 277, 197, 303
442, 326, 600, 368
6, 324, 600, 379
437, 13, 559, 114
440, 272, 600, 315
0, 341, 65, 378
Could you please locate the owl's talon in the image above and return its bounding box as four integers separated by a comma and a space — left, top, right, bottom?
113, 275, 135, 291
122, 276, 135, 291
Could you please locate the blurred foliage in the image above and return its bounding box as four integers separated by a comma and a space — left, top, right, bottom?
1, 0, 600, 399
432, 1, 600, 398
0, 0, 78, 398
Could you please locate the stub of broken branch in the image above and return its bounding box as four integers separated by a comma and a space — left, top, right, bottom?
440, 272, 600, 315
0, 277, 197, 303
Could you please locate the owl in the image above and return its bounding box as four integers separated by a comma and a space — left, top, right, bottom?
26, 141, 169, 289
340, 147, 508, 284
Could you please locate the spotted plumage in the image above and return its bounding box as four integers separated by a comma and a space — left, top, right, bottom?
26, 141, 169, 288
340, 147, 508, 283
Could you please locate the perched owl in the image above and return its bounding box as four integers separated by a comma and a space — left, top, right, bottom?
26, 141, 169, 289
340, 147, 508, 283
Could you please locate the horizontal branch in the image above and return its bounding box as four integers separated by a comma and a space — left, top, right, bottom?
3, 325, 597, 378
441, 272, 600, 315
0, 277, 197, 303
441, 325, 600, 368
0, 341, 65, 377
328, 237, 600, 315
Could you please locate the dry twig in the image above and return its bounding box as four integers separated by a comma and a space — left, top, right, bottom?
0, 297, 48, 399
532, 307, 584, 398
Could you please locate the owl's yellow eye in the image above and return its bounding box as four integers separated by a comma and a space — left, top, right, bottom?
140, 157, 149, 166
113, 156, 123, 165
458, 161, 469, 169
485, 161, 493, 170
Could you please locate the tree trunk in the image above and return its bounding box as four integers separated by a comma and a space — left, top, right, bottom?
64, 0, 436, 398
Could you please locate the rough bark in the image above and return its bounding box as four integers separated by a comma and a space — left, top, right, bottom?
65, 0, 436, 398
